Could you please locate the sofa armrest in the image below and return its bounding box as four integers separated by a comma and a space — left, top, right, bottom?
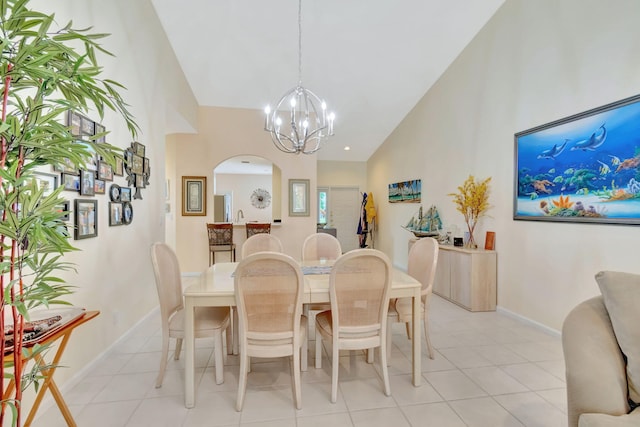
563, 296, 630, 427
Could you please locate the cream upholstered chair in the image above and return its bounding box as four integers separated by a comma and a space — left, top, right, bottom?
234, 252, 308, 411
387, 237, 438, 360
563, 271, 640, 427
206, 223, 236, 265
315, 249, 392, 403
150, 243, 231, 387
302, 232, 342, 262
245, 222, 271, 238
241, 233, 283, 258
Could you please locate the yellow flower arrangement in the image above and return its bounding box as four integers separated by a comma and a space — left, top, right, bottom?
448, 175, 491, 248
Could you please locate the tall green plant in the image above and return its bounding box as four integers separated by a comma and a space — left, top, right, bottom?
0, 1, 138, 424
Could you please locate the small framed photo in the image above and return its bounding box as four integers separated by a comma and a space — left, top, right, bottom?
62, 173, 80, 191
182, 176, 206, 216
132, 154, 144, 175
80, 116, 94, 136
97, 160, 113, 181
57, 200, 70, 222
33, 172, 58, 197
79, 169, 95, 196
95, 123, 106, 143
120, 187, 132, 202
132, 141, 145, 157
122, 201, 133, 225
53, 158, 78, 175
135, 173, 146, 189
67, 111, 82, 137
109, 202, 124, 226
109, 184, 121, 202
143, 157, 150, 174
94, 179, 106, 195
114, 157, 124, 176
74, 199, 97, 240
124, 148, 134, 170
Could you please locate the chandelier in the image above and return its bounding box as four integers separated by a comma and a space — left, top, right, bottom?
264, 0, 335, 155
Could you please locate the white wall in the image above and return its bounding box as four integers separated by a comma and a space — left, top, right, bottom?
368, 0, 640, 331
318, 160, 368, 190
24, 0, 197, 401
216, 174, 273, 223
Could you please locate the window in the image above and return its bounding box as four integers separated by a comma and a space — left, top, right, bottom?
317, 188, 328, 225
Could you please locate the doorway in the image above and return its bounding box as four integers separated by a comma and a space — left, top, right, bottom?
319, 186, 360, 252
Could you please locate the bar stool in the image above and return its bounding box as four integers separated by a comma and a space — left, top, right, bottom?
245, 222, 271, 238
207, 223, 236, 265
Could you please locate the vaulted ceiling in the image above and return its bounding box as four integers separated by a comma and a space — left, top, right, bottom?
151, 0, 505, 162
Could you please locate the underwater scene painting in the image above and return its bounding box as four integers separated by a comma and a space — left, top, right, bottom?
514, 94, 640, 225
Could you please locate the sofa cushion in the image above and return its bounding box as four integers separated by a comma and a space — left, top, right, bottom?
595, 271, 640, 405
579, 407, 640, 427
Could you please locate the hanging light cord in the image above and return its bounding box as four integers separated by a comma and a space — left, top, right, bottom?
297, 0, 302, 87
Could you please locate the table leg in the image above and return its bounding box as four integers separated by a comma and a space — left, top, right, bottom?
185, 298, 196, 408
412, 291, 421, 386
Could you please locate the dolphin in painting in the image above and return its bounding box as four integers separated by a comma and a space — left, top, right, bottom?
570, 123, 607, 151
537, 139, 569, 160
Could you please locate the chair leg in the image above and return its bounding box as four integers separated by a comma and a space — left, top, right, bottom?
379, 342, 391, 397
405, 321, 412, 340
292, 349, 302, 409
423, 315, 435, 360
236, 354, 249, 411
331, 342, 339, 403
213, 331, 225, 385
315, 333, 323, 369
155, 333, 170, 388
386, 317, 393, 366
225, 322, 232, 357
174, 338, 183, 360
232, 308, 239, 355
367, 348, 374, 364
302, 333, 308, 372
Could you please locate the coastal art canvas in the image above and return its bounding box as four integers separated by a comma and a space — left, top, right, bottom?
514, 94, 640, 225
388, 179, 421, 203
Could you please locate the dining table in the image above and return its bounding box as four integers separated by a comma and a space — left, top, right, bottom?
183, 260, 422, 408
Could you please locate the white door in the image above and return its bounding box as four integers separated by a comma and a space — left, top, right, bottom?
328, 187, 361, 252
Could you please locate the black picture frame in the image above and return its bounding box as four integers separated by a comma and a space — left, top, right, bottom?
514, 93, 640, 225
74, 199, 97, 239
120, 187, 132, 202
62, 173, 80, 191
109, 184, 121, 202
109, 202, 123, 226
79, 169, 95, 196
97, 160, 113, 181
94, 179, 106, 195
122, 201, 133, 225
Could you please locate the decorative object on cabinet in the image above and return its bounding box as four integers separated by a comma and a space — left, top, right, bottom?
74, 199, 98, 240
448, 175, 491, 249
484, 231, 496, 250
388, 179, 421, 203
263, 0, 335, 155
289, 179, 309, 216
109, 184, 121, 202
432, 244, 496, 312
182, 176, 207, 216
402, 205, 442, 238
515, 94, 640, 225
109, 202, 123, 226
250, 188, 271, 209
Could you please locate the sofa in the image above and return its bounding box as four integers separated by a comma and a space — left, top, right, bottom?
562, 271, 640, 427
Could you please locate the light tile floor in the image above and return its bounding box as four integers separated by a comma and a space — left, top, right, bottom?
33, 288, 567, 427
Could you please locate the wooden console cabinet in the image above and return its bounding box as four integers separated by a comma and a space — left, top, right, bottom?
433, 245, 497, 311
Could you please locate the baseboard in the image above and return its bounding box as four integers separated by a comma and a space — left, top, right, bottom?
496, 305, 561, 337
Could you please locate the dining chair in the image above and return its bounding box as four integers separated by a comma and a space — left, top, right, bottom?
387, 237, 439, 360
241, 233, 283, 258
206, 223, 236, 265
234, 252, 308, 411
150, 242, 231, 387
315, 249, 392, 403
245, 222, 271, 238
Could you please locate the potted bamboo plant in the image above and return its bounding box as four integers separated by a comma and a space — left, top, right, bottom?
0, 1, 138, 425
448, 175, 491, 249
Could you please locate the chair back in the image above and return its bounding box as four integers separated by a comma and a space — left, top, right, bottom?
207, 223, 233, 246
234, 252, 303, 346
241, 233, 283, 258
408, 237, 439, 301
302, 233, 342, 262
330, 249, 391, 339
150, 243, 183, 325
246, 222, 271, 238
